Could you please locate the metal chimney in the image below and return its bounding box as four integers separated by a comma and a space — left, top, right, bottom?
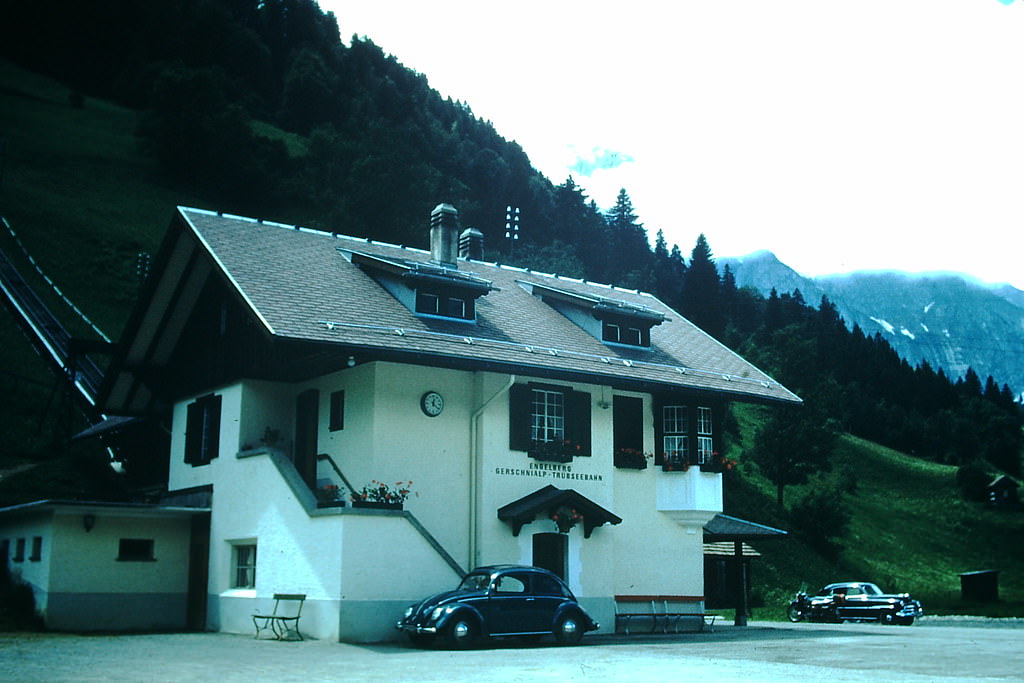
430, 203, 459, 266
459, 227, 484, 261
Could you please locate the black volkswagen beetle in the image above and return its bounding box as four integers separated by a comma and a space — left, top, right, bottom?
788, 581, 924, 625
396, 565, 599, 648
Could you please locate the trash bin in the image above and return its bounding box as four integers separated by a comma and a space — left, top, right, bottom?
959, 570, 999, 602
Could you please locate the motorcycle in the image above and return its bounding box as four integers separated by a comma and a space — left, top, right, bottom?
786, 590, 839, 623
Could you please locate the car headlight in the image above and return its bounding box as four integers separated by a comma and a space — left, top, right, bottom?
403, 606, 414, 619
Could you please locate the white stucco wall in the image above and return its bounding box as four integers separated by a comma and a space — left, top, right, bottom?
167, 360, 726, 640
0, 507, 194, 631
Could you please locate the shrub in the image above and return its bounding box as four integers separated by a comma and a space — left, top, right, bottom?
956, 462, 990, 503
0, 564, 44, 630
789, 486, 851, 558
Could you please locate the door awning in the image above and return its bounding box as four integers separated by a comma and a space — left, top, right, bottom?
497, 485, 622, 538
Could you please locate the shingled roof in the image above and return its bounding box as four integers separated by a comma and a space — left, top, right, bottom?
108, 206, 801, 408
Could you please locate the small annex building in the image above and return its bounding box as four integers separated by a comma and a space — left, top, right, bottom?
2, 203, 800, 640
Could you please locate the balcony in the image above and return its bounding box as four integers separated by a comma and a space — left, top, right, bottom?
655, 468, 723, 527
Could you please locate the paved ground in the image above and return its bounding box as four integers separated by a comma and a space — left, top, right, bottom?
1, 617, 1021, 682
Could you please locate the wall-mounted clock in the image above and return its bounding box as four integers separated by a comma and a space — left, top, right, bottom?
420, 390, 444, 417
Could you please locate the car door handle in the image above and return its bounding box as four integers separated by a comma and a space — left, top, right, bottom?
525, 597, 535, 602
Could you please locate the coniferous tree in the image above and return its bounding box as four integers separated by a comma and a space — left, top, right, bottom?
604, 189, 653, 287
681, 234, 724, 339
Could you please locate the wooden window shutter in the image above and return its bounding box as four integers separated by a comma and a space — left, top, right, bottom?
205, 394, 222, 462
613, 395, 644, 454
652, 394, 666, 465
567, 390, 591, 456
508, 383, 532, 451
184, 400, 202, 465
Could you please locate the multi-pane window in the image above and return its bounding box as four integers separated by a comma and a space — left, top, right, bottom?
663, 405, 688, 466
602, 321, 647, 347
697, 406, 714, 465
415, 290, 473, 320
531, 389, 565, 443
233, 544, 257, 589
509, 383, 591, 458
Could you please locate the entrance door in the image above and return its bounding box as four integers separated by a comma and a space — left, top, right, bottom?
532, 533, 567, 579
294, 389, 320, 489
186, 513, 210, 631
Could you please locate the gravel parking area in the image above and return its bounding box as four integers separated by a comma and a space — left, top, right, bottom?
1, 618, 1021, 682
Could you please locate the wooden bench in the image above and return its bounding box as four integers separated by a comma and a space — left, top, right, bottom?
252, 593, 305, 641
614, 595, 716, 634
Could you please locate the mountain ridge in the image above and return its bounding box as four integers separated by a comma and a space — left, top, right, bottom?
720, 251, 1024, 396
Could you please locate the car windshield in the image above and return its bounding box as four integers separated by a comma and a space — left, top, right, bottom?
457, 572, 492, 591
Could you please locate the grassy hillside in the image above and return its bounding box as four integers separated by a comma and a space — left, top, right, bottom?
725, 405, 1024, 618
1, 60, 1021, 617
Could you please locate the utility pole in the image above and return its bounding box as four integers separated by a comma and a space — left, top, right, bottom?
505, 205, 519, 258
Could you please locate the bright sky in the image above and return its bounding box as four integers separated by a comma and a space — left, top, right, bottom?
321, 0, 1024, 289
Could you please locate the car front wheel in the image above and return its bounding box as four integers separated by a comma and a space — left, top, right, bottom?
445, 616, 478, 649
786, 604, 803, 622
554, 614, 584, 645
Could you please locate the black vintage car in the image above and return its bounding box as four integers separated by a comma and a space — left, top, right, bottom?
787, 581, 924, 625
396, 565, 599, 648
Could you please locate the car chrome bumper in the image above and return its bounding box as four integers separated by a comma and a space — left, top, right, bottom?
898, 604, 924, 617
396, 622, 437, 635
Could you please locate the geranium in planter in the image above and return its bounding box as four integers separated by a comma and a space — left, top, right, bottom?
699, 451, 736, 473
315, 484, 345, 507
613, 448, 651, 470
351, 480, 413, 509
549, 505, 584, 533
529, 439, 579, 463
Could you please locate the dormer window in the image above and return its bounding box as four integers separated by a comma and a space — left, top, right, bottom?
521, 281, 665, 349
602, 320, 647, 347
415, 290, 474, 321
344, 251, 492, 323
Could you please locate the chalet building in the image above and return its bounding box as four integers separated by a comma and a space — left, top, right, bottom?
1, 204, 799, 640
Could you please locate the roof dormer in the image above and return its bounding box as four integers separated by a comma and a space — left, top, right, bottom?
522, 281, 665, 348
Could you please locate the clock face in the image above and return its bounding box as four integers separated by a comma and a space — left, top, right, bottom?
421, 391, 444, 417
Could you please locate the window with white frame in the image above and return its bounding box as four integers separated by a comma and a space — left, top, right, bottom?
530, 389, 565, 444
233, 543, 257, 589
663, 404, 688, 466
697, 406, 714, 464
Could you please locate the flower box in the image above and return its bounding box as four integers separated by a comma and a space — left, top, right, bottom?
352, 500, 402, 510
613, 448, 650, 470
528, 439, 580, 463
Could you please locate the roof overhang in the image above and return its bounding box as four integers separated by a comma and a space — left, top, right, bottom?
0, 499, 210, 519
703, 513, 788, 542
497, 484, 622, 539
